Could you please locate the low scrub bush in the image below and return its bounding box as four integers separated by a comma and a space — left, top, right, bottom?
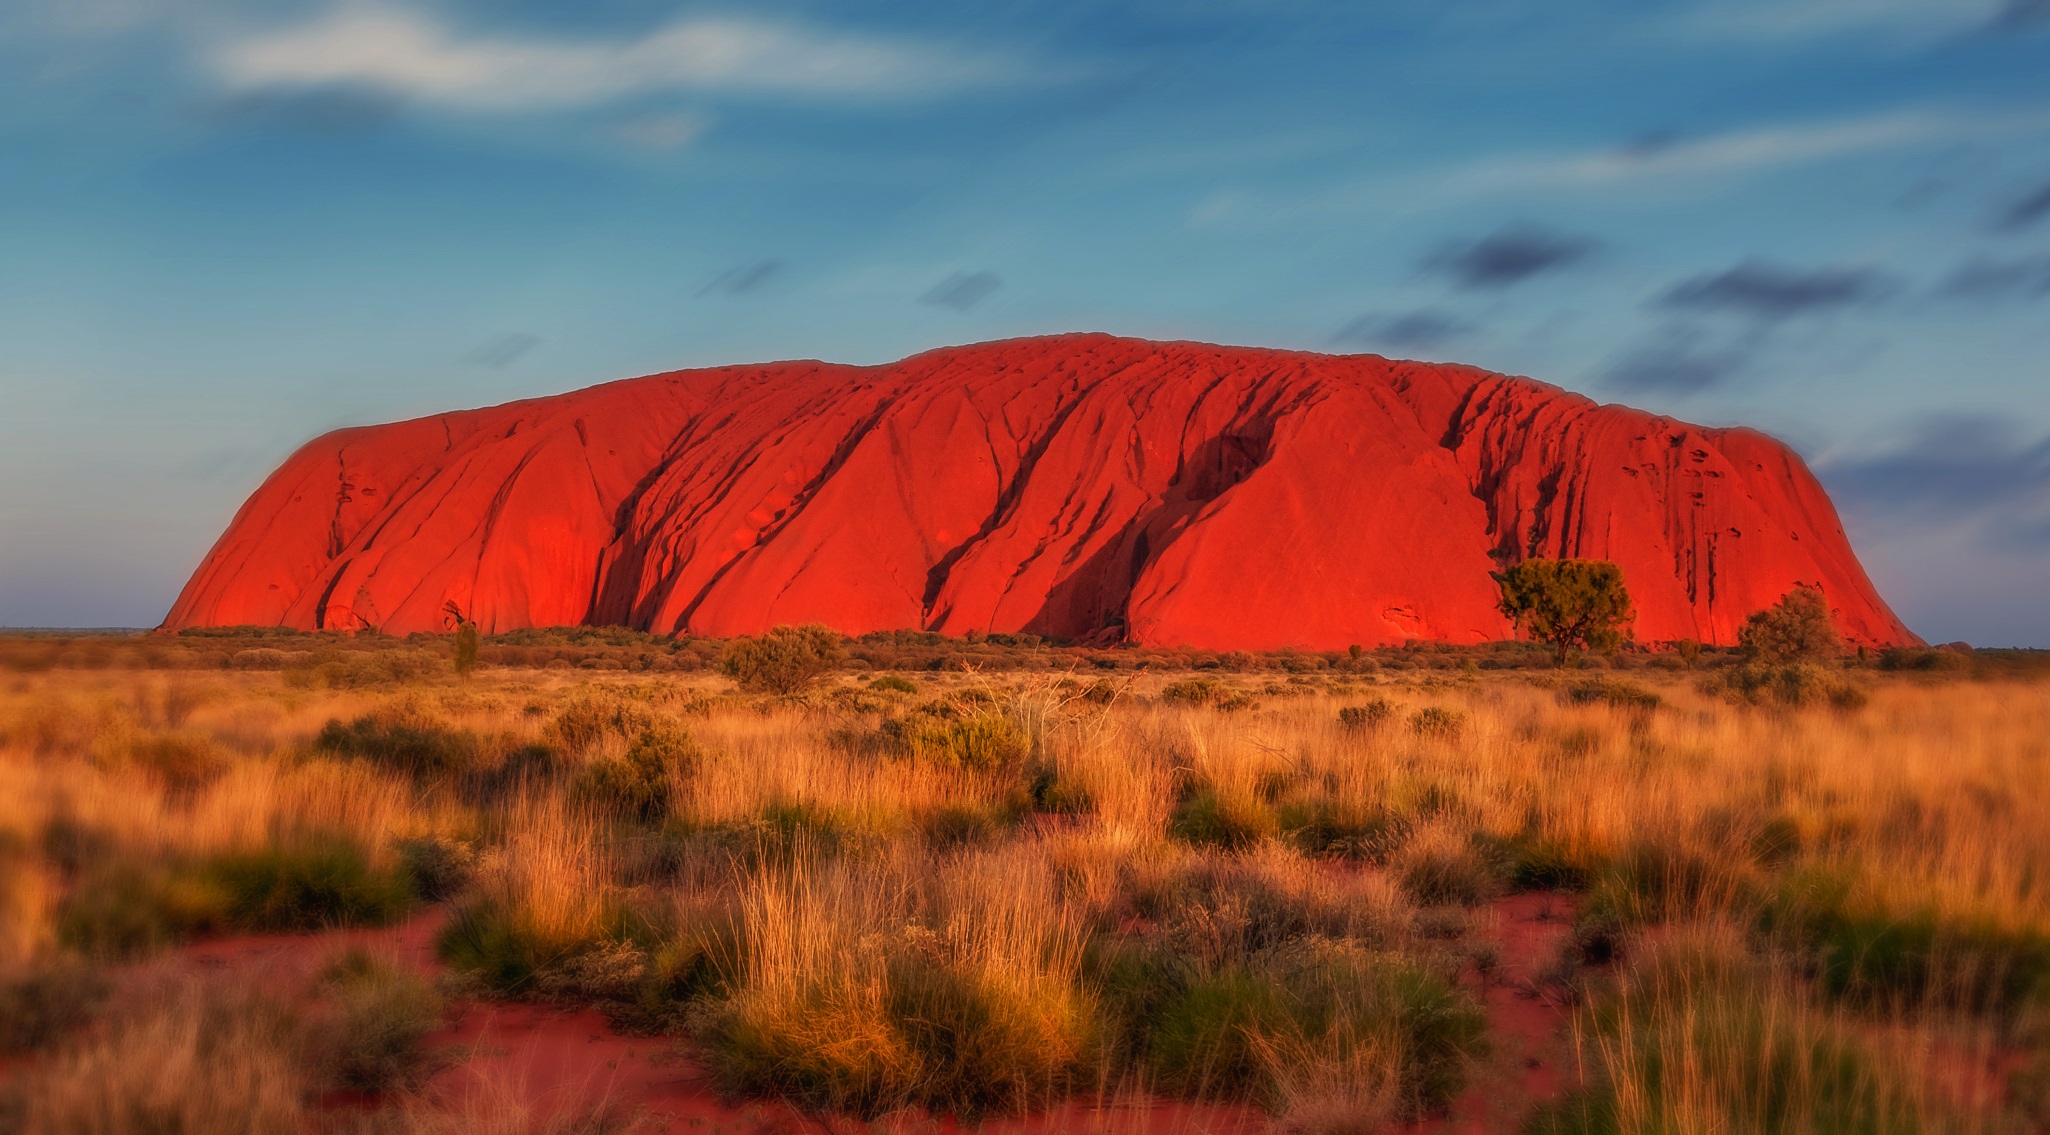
572, 723, 697, 824
1560, 679, 1661, 712
1336, 699, 1394, 731
1147, 940, 1484, 1123
1391, 825, 1501, 908
96, 728, 231, 793
1278, 799, 1396, 859
1531, 928, 1937, 1135
17, 978, 309, 1135
1579, 839, 1753, 931
702, 853, 1096, 1118
1168, 787, 1278, 850
1408, 706, 1466, 740
439, 898, 641, 997
1498, 830, 1603, 892
0, 954, 108, 1053
1137, 851, 1412, 977
205, 835, 416, 933
438, 803, 624, 995
58, 860, 233, 956
1757, 868, 2050, 1020
393, 834, 476, 903
881, 710, 1029, 770
722, 625, 846, 694
312, 948, 445, 1092
314, 706, 481, 780
548, 695, 656, 754
1708, 662, 1867, 710
1161, 678, 1224, 706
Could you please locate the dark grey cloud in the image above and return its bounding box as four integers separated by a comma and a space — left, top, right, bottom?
920, 271, 1002, 311
1334, 309, 1474, 351
1602, 324, 1756, 393
1996, 179, 2050, 231
1822, 418, 2050, 548
1940, 255, 2050, 299
1658, 260, 1893, 322
464, 333, 539, 368
1419, 223, 1597, 290
196, 86, 402, 134
700, 260, 783, 296
1991, 0, 2050, 31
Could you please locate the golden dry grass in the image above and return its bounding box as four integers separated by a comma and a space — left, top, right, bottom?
1, 645, 2046, 1131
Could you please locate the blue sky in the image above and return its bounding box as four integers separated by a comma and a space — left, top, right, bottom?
3, 0, 2047, 642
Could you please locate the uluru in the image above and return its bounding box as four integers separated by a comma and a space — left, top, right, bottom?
163, 333, 1915, 650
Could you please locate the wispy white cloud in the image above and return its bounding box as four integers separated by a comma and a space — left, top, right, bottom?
1194, 105, 2050, 225
610, 109, 711, 151
1447, 110, 1979, 193
210, 4, 1031, 111
1670, 0, 2010, 44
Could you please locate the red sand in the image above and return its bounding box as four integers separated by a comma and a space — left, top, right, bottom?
150, 892, 1583, 1132
163, 334, 1914, 650
1398, 892, 1579, 1135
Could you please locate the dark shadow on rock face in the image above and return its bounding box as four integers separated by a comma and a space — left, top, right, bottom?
1022, 428, 1276, 641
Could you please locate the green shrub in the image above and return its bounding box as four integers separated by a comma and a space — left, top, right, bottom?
1147, 968, 1295, 1094
0, 955, 109, 1053
1712, 662, 1867, 709
1561, 679, 1661, 712
101, 729, 230, 793
1147, 943, 1484, 1118
313, 707, 480, 779
1500, 831, 1600, 891
1756, 869, 2050, 1020
868, 675, 919, 694
548, 695, 655, 754
1278, 800, 1394, 859
436, 895, 639, 996
1739, 586, 1842, 664
1877, 646, 1969, 673
1337, 699, 1394, 730
705, 946, 1098, 1117
920, 804, 1007, 848
1493, 558, 1636, 667
204, 836, 415, 932
1025, 762, 1093, 814
1580, 840, 1748, 930
58, 861, 232, 957
1392, 827, 1500, 907
1531, 931, 1932, 1135
313, 949, 444, 1092
1168, 788, 1278, 850
1161, 678, 1223, 706
883, 711, 1029, 770
1408, 706, 1466, 740
393, 834, 475, 903
572, 724, 696, 823
722, 625, 846, 694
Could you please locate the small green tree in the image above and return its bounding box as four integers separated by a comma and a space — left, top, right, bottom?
722, 624, 846, 694
1493, 558, 1636, 667
443, 601, 480, 678
1737, 586, 1841, 664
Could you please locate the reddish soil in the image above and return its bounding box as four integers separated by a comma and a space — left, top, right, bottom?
1399, 892, 1580, 1134
162, 333, 1915, 651
142, 891, 1585, 1133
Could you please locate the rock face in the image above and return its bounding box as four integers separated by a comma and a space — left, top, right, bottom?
163, 334, 1917, 649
